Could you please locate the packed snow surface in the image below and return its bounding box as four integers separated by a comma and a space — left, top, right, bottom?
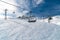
0, 19, 60, 40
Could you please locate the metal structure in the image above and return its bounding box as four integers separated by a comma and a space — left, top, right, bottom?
5, 9, 8, 20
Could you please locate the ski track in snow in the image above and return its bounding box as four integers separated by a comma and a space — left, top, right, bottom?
0, 19, 60, 40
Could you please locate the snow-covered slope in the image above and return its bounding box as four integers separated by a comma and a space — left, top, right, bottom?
51, 16, 60, 25
40, 16, 60, 26
0, 19, 60, 40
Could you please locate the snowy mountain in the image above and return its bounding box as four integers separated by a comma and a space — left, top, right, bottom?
0, 19, 60, 40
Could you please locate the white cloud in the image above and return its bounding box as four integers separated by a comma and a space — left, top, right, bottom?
34, 0, 44, 5
0, 0, 18, 18
16, 0, 44, 16
0, 0, 17, 11
0, 0, 44, 18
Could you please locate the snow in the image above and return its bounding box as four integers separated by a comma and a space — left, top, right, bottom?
40, 16, 60, 26
0, 0, 60, 40
0, 18, 60, 40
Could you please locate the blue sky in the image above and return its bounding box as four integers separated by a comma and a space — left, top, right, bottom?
16, 0, 60, 18
0, 0, 60, 18
28, 0, 60, 18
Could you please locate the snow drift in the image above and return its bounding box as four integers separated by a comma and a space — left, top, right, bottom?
0, 19, 60, 40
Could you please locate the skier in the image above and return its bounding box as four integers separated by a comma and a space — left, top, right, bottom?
48, 16, 52, 23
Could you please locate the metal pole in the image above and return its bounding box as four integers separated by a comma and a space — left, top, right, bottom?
5, 9, 7, 20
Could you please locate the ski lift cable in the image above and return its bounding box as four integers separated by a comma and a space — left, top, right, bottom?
0, 0, 24, 9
